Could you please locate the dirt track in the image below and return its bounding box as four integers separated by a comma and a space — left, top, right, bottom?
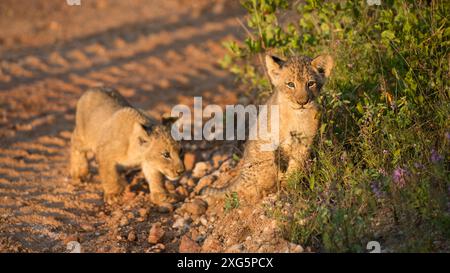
0, 0, 247, 252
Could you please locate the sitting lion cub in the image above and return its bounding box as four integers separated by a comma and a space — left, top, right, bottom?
70, 87, 185, 205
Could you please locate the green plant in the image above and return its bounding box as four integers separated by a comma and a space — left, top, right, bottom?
222, 0, 450, 252
224, 191, 240, 212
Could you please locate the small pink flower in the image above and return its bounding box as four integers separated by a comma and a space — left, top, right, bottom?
392, 167, 408, 188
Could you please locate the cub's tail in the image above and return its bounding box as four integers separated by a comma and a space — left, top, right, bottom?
200, 177, 241, 197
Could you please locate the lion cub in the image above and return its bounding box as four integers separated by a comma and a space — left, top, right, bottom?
202, 54, 333, 203
70, 87, 185, 205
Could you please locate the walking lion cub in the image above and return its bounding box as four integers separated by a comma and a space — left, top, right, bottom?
70, 87, 185, 205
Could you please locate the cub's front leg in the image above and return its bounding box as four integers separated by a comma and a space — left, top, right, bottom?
97, 150, 127, 204
142, 164, 177, 208
70, 128, 90, 182
285, 143, 310, 178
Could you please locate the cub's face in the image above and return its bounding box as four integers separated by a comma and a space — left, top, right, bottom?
131, 123, 185, 180
265, 54, 334, 106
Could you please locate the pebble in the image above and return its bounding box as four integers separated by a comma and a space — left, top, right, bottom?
194, 175, 217, 194
179, 235, 201, 253
199, 216, 208, 226
288, 243, 304, 253
126, 212, 134, 220
138, 208, 149, 218
183, 199, 207, 215
172, 217, 186, 229
151, 243, 165, 253
176, 186, 189, 198
148, 223, 165, 244
186, 178, 196, 188
127, 231, 137, 241
183, 152, 196, 171
192, 161, 211, 178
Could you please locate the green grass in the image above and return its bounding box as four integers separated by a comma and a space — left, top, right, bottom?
221, 0, 450, 252
224, 191, 240, 212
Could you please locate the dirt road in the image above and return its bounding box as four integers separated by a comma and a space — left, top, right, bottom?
0, 0, 246, 252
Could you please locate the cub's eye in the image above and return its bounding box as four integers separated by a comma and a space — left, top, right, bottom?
138, 137, 148, 145
286, 82, 296, 89
307, 81, 316, 88
162, 151, 170, 159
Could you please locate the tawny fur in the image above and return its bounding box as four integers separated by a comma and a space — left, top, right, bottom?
70, 87, 184, 205
202, 54, 333, 204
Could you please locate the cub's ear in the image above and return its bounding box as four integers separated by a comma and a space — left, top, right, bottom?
265, 55, 285, 85
311, 54, 334, 78
140, 123, 153, 134
161, 114, 180, 128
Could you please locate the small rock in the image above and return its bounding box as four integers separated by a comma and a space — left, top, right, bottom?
155, 243, 165, 250
148, 223, 165, 244
172, 217, 186, 229
138, 208, 149, 218
126, 212, 135, 220
179, 235, 201, 253
199, 216, 208, 226
198, 225, 206, 235
192, 161, 211, 178
201, 237, 221, 252
194, 175, 217, 194
127, 231, 137, 241
288, 243, 304, 253
184, 152, 196, 171
183, 199, 207, 215
176, 186, 189, 198
187, 178, 196, 188
153, 243, 165, 252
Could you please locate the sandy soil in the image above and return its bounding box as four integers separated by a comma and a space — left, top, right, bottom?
0, 0, 302, 253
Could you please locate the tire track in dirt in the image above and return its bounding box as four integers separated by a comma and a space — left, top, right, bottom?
0, 1, 244, 252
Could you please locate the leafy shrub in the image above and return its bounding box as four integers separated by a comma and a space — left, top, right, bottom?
221, 0, 449, 252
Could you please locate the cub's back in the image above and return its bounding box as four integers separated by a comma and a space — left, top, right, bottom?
75, 87, 131, 146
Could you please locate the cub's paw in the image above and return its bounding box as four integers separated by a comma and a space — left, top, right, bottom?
150, 192, 177, 212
